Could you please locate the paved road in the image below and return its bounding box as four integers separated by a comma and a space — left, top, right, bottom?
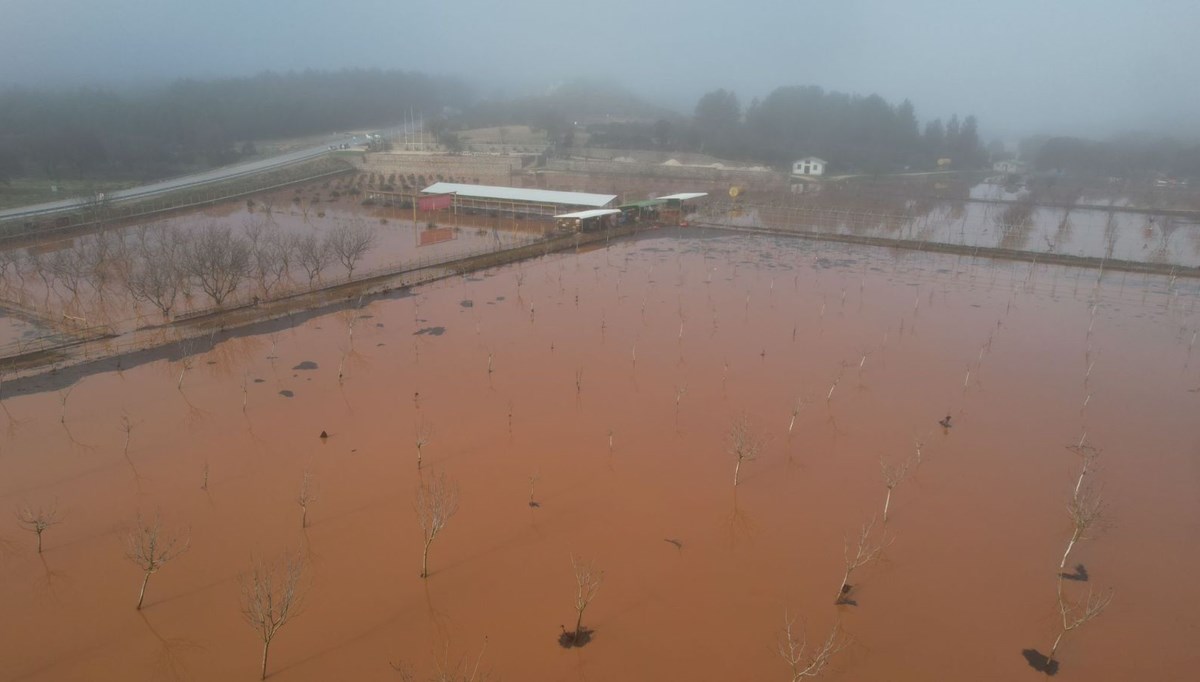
0, 124, 417, 222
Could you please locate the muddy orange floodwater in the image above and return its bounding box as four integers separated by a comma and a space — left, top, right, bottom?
1, 228, 1198, 681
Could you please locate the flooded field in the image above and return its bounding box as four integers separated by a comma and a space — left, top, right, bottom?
1, 227, 1198, 680
0, 186, 545, 351
705, 197, 1200, 268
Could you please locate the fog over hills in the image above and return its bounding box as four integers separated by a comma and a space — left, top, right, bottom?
2, 0, 1199, 139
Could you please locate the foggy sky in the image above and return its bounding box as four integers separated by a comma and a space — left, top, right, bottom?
3, 0, 1198, 139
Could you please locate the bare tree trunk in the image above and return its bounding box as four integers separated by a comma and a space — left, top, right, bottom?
574, 606, 585, 640
261, 639, 270, 679
1060, 533, 1078, 570
1048, 630, 1064, 661
733, 459, 741, 487
422, 540, 431, 578
36, 530, 43, 554
137, 571, 151, 610
836, 570, 851, 602
883, 489, 892, 522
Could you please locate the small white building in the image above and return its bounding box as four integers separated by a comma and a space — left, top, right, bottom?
792, 157, 826, 177
993, 160, 1026, 174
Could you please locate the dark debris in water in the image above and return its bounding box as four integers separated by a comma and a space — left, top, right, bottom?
460, 300, 474, 308
815, 257, 858, 269
279, 390, 295, 398
292, 361, 318, 370
414, 327, 446, 336
1021, 649, 1059, 675
558, 627, 594, 649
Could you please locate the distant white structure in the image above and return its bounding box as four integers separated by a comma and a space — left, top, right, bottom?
993, 160, 1026, 174
792, 157, 826, 177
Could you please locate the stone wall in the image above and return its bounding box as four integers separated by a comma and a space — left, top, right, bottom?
566, 148, 733, 166
360, 153, 525, 184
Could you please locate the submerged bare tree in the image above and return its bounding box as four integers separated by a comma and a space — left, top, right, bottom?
1054, 589, 1113, 659
85, 232, 117, 297
239, 551, 305, 680
295, 232, 334, 286
182, 223, 252, 306
1065, 443, 1100, 498
126, 225, 186, 318
415, 422, 432, 470
880, 456, 911, 523
560, 555, 603, 648
528, 471, 540, 508
777, 612, 844, 680
297, 471, 317, 529
125, 513, 190, 609
393, 637, 491, 682
416, 473, 460, 578
1028, 588, 1113, 674
835, 518, 888, 604
48, 243, 88, 304
328, 219, 377, 280
729, 413, 766, 487
16, 502, 61, 553
1060, 485, 1103, 581
252, 228, 296, 299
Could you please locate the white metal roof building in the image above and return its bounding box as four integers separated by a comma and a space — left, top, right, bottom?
553, 209, 622, 220
421, 182, 617, 218
554, 208, 622, 233
658, 192, 708, 202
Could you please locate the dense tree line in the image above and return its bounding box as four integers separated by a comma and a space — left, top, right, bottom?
0, 69, 470, 183
578, 86, 988, 173
699, 85, 986, 172
1023, 133, 1200, 179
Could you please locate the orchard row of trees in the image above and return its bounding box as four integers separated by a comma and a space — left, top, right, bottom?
0, 217, 378, 319
0, 69, 470, 182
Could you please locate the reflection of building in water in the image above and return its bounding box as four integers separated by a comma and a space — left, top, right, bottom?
720, 208, 766, 228
418, 226, 457, 247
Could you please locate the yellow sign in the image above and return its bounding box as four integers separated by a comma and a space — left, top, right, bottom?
729, 186, 741, 198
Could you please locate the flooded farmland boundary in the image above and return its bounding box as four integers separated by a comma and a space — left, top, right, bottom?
0, 223, 641, 396
7, 208, 1196, 396
695, 220, 1200, 279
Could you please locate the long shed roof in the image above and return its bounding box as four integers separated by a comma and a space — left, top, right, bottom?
658, 192, 708, 201
421, 182, 616, 208
554, 209, 621, 220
